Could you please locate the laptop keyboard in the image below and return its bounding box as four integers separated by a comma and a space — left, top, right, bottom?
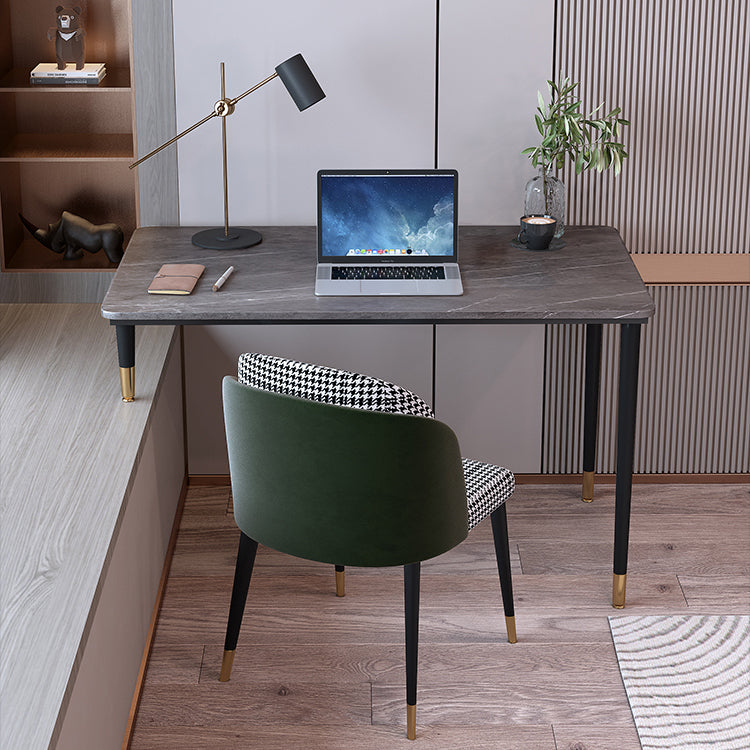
332, 266, 446, 280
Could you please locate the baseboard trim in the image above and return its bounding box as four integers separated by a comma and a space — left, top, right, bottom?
188, 474, 232, 486
121, 473, 189, 750
515, 473, 750, 484
188, 473, 748, 487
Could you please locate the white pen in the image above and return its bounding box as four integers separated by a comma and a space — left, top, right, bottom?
212, 266, 234, 291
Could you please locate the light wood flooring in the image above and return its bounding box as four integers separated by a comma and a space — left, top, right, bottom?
130, 481, 750, 749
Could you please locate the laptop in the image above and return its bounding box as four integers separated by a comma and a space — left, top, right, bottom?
315, 169, 463, 296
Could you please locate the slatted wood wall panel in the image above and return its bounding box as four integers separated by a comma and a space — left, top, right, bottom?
543, 285, 750, 473
556, 0, 750, 255
543, 0, 749, 474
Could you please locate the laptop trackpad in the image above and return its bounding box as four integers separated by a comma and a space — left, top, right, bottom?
361, 280, 419, 295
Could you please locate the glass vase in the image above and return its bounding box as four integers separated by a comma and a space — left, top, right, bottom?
523, 171, 565, 238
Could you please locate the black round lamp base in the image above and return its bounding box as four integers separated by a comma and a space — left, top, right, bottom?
191, 227, 263, 250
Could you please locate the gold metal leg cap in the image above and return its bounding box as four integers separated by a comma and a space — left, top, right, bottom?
406, 703, 416, 740
219, 649, 235, 682
505, 615, 518, 644
582, 470, 595, 503
120, 366, 135, 402
612, 573, 627, 609
335, 569, 345, 597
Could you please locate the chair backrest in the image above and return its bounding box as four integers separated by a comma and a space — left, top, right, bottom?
238, 352, 436, 418
223, 354, 469, 567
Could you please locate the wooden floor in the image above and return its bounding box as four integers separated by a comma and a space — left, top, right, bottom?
130, 481, 750, 750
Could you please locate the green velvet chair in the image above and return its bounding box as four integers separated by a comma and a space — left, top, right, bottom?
220, 353, 516, 740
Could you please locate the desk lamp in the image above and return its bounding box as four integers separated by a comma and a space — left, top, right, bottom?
130, 54, 325, 249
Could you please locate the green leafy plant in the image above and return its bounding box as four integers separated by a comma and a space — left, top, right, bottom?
522, 77, 629, 177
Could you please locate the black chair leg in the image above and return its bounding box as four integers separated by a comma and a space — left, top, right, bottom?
490, 505, 517, 643
220, 531, 258, 681
404, 561, 420, 740
335, 565, 345, 597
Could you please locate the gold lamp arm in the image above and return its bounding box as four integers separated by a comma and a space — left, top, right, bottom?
228, 71, 278, 107
128, 69, 279, 171
129, 109, 218, 169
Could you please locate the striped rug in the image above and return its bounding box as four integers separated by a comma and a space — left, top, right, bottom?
609, 615, 750, 749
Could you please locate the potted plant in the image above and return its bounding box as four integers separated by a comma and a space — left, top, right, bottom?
521, 77, 629, 237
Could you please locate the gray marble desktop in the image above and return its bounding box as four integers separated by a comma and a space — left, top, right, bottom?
101, 226, 655, 325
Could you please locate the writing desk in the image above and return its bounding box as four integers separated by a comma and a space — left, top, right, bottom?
102, 225, 654, 607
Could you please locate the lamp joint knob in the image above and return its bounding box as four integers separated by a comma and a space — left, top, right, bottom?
213, 99, 235, 117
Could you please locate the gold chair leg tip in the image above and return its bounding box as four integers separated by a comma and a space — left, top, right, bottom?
406, 704, 416, 740
335, 569, 345, 597
219, 649, 235, 682
505, 615, 518, 644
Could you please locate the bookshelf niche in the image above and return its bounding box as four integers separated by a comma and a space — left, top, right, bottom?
0, 0, 136, 273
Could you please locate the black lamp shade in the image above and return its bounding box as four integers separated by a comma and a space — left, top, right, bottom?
275, 54, 326, 111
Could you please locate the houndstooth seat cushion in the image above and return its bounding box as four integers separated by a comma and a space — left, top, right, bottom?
238, 353, 514, 526
462, 458, 515, 530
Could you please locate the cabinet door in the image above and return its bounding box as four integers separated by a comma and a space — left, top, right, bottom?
435, 325, 545, 473
185, 324, 434, 475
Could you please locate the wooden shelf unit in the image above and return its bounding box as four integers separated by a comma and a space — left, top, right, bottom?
0, 0, 136, 273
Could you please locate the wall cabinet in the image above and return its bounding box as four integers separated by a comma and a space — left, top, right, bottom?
0, 0, 137, 274
0, 0, 176, 301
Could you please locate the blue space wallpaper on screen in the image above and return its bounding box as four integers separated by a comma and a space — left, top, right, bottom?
319, 174, 455, 258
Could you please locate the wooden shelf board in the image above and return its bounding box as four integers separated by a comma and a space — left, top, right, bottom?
0, 133, 133, 160
2, 235, 121, 272
0, 67, 131, 90
631, 252, 750, 285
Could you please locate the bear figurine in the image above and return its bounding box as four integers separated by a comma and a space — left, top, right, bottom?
48, 6, 85, 70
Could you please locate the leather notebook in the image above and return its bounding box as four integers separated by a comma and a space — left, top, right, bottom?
147, 264, 205, 295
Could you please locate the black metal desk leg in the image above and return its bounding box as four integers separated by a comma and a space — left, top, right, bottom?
582, 323, 603, 502
404, 562, 420, 740
115, 324, 135, 402
613, 323, 642, 608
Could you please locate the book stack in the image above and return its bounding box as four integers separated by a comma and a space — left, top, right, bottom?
30, 62, 106, 85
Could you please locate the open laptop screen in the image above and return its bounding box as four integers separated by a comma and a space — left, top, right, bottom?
317, 169, 458, 263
